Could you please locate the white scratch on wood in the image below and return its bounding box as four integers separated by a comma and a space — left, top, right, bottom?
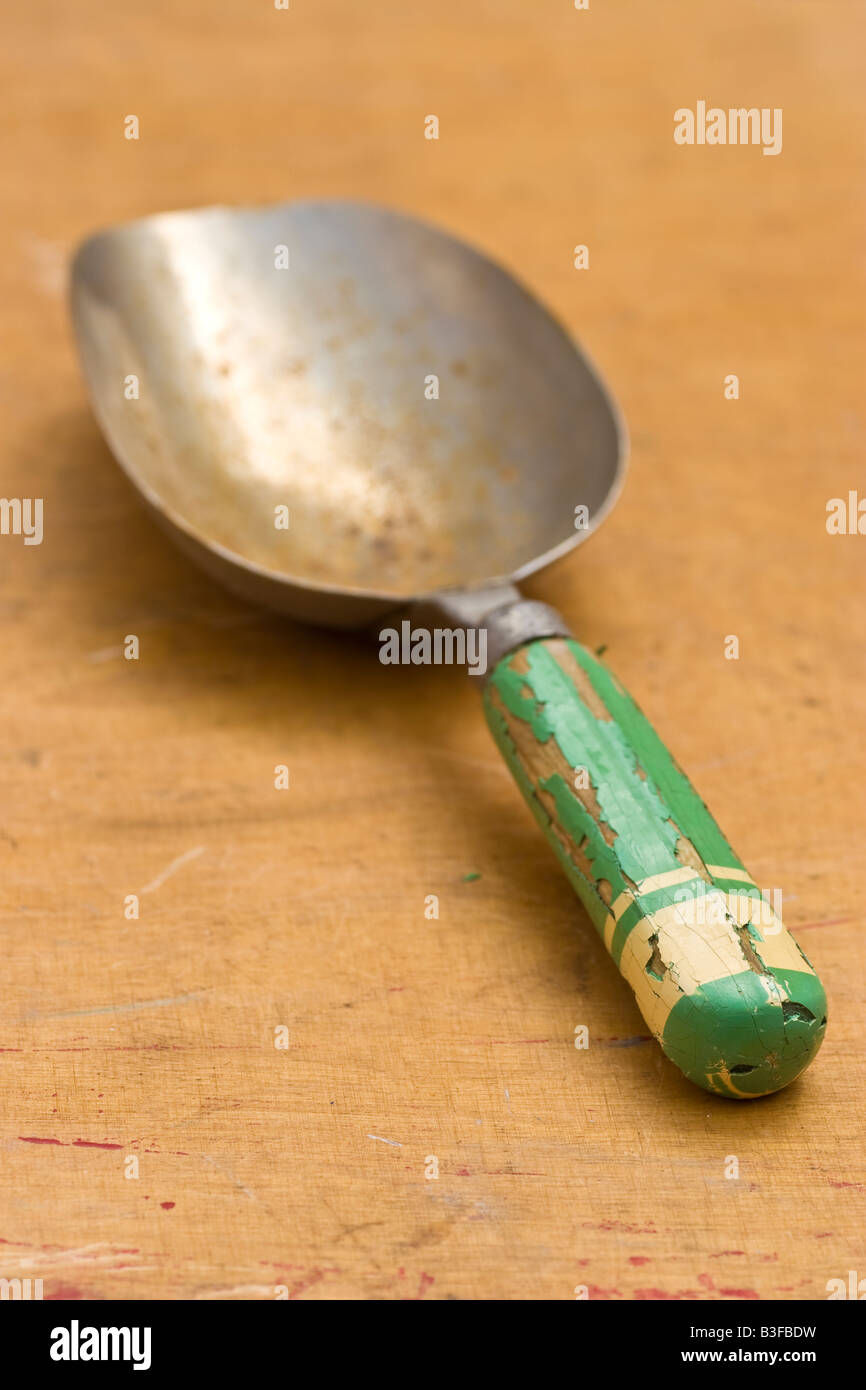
30, 990, 211, 1019
367, 1134, 402, 1147
141, 846, 205, 894
10, 1242, 146, 1272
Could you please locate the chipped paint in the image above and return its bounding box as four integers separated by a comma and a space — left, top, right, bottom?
484, 638, 827, 1097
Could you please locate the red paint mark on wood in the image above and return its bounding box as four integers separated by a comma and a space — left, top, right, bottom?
44, 1283, 85, 1300
19, 1136, 122, 1150
160, 1201, 175, 1210
288, 1273, 324, 1299
583, 1219, 658, 1235
19, 1136, 189, 1157
471, 1038, 550, 1045
485, 1169, 545, 1177
628, 1256, 650, 1266
634, 1287, 697, 1300
698, 1272, 761, 1300
453, 1166, 544, 1177
398, 1270, 435, 1299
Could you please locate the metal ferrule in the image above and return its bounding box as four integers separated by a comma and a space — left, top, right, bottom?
480, 598, 573, 675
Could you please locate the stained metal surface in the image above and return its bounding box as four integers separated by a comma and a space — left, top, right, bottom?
71, 200, 625, 628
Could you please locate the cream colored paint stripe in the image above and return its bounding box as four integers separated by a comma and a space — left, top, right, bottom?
723, 893, 817, 978
636, 866, 702, 897
619, 890, 785, 1039
603, 867, 702, 951
707, 864, 755, 885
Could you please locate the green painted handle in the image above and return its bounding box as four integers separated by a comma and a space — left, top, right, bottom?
483, 636, 827, 1098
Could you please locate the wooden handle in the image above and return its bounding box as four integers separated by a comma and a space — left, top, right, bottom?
483, 636, 827, 1098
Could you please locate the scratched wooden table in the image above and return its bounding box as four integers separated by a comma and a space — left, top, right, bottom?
1, 0, 863, 1301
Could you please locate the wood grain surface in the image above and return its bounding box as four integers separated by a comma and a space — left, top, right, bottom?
1, 0, 863, 1301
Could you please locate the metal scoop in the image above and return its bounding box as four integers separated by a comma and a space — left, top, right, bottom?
70, 199, 827, 1098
